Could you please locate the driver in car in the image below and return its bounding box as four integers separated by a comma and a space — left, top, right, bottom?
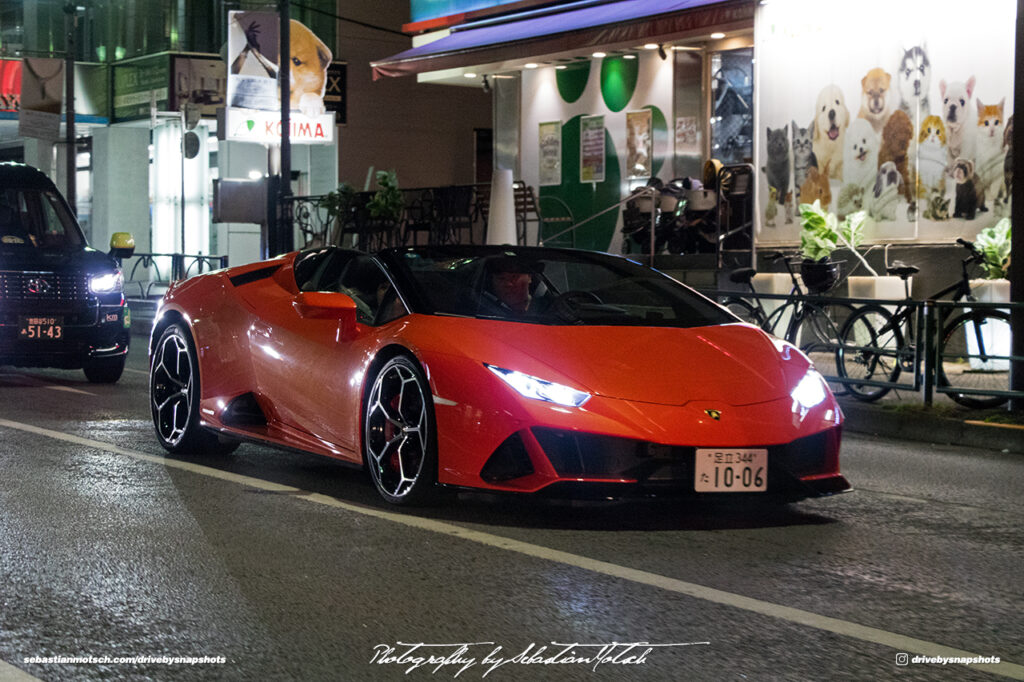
486, 257, 535, 314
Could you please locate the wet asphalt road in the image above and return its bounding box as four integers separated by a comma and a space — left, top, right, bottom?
0, 341, 1022, 681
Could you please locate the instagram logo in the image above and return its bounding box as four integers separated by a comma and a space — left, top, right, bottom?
896, 653, 909, 666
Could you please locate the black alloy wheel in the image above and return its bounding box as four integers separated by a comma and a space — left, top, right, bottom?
150, 323, 238, 455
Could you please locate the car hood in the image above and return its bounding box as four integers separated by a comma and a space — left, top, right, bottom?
0, 246, 116, 274
429, 319, 805, 407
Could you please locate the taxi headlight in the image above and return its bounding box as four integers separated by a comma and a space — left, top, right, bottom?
89, 271, 124, 294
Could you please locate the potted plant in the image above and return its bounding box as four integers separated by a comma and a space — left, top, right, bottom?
970, 218, 1011, 303
367, 169, 404, 226
798, 201, 876, 293
322, 181, 357, 246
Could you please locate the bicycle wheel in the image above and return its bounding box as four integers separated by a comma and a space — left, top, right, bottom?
791, 303, 843, 392
836, 305, 904, 401
721, 296, 767, 327
937, 310, 1011, 409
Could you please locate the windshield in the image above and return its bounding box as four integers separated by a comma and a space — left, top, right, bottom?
0, 187, 85, 251
390, 247, 734, 328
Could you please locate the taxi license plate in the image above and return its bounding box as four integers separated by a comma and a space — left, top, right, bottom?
18, 316, 64, 340
695, 448, 767, 492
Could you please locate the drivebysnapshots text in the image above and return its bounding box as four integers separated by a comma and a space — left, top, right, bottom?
369, 640, 709, 677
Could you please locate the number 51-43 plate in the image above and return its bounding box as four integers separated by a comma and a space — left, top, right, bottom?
695, 448, 767, 492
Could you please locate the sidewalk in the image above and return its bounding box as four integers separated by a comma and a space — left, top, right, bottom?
838, 396, 1024, 454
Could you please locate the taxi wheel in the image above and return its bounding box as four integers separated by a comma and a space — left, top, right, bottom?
83, 355, 126, 383
150, 323, 239, 455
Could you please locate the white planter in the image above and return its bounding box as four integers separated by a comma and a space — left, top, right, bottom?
847, 275, 908, 313
846, 275, 908, 301
970, 279, 1010, 303
966, 279, 1010, 370
752, 272, 796, 331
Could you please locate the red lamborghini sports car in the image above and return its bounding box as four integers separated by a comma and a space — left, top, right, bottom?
148, 245, 850, 505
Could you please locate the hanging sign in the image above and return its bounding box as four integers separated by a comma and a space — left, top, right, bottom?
18, 58, 63, 140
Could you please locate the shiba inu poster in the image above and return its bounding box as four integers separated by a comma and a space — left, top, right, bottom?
754, 0, 1014, 245
226, 10, 334, 144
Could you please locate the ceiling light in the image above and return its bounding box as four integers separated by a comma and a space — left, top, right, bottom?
643, 43, 659, 50
464, 72, 476, 78
710, 32, 726, 39
555, 65, 567, 70
623, 54, 636, 60
524, 63, 538, 69
592, 51, 606, 58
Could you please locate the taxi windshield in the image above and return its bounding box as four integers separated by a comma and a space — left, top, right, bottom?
0, 187, 85, 251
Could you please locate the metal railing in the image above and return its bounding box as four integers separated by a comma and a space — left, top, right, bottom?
123, 252, 229, 299
710, 289, 1022, 407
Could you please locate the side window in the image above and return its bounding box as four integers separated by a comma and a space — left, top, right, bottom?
337, 256, 393, 325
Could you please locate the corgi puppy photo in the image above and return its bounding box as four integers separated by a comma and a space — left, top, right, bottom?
917, 115, 948, 193
857, 68, 893, 135
289, 19, 332, 116
896, 44, 931, 117
940, 76, 977, 164
813, 84, 850, 179
842, 118, 879, 190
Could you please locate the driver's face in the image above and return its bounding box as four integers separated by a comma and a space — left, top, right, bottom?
492, 271, 531, 312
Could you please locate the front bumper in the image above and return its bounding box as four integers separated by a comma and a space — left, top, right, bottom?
0, 299, 130, 368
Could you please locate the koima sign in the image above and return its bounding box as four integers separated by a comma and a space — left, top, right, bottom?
226, 108, 334, 144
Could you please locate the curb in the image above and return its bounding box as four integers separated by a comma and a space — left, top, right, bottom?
839, 399, 1024, 454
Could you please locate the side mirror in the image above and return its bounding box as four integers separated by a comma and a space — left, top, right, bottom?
109, 232, 135, 260
293, 291, 358, 339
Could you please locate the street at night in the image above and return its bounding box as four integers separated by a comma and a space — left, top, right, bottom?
0, 342, 1021, 681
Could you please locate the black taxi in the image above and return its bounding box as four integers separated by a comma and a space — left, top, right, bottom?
0, 163, 135, 383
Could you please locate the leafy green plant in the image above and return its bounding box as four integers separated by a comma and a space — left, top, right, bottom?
322, 182, 357, 224
975, 218, 1011, 280
798, 201, 876, 275
367, 169, 404, 224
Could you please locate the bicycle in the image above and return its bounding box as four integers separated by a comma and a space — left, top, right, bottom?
721, 253, 851, 386
835, 238, 1011, 408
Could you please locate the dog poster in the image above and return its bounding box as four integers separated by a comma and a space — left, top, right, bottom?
228, 11, 332, 116
754, 0, 1014, 244
226, 10, 335, 144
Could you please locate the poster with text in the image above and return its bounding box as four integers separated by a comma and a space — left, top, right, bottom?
18, 58, 63, 140
580, 115, 605, 184
626, 110, 653, 179
538, 121, 561, 186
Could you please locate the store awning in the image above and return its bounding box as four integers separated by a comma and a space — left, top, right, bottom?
371, 0, 753, 79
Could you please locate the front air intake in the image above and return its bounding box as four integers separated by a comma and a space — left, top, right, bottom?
479, 433, 534, 483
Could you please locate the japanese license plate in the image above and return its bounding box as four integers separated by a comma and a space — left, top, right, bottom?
695, 448, 767, 492
18, 316, 64, 340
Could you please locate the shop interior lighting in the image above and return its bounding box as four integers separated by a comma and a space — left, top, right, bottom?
643, 43, 659, 50
555, 65, 567, 70
524, 63, 538, 69
710, 32, 726, 39
248, 170, 263, 180
623, 53, 636, 60
464, 72, 477, 78
592, 51, 607, 58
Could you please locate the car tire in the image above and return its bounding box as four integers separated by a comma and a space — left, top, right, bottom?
150, 323, 239, 455
83, 355, 126, 383
363, 354, 442, 505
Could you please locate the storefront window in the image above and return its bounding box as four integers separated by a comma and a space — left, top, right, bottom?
710, 48, 753, 165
